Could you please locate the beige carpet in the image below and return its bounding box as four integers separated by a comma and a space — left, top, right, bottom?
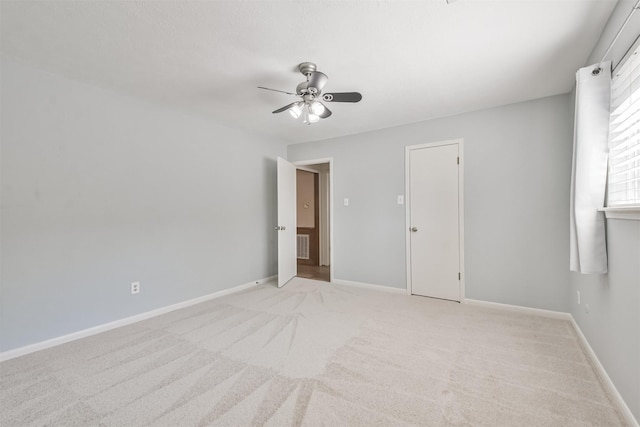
0, 278, 626, 426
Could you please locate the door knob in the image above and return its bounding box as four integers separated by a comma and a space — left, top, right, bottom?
411, 227, 418, 232
275, 226, 287, 231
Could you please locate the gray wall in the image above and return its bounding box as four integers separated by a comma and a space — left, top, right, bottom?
289, 94, 573, 312
567, 84, 639, 422
0, 57, 285, 351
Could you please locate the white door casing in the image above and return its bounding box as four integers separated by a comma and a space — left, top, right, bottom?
277, 157, 297, 287
319, 170, 330, 266
406, 141, 464, 301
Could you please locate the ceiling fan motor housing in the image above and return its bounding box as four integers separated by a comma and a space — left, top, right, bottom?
296, 62, 328, 95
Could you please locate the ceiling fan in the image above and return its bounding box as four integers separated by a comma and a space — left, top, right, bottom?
258, 62, 362, 124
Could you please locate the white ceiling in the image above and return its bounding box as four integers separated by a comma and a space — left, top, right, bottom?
0, 0, 617, 144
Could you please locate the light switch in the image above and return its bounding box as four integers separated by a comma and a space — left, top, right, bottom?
397, 195, 404, 205
344, 198, 349, 206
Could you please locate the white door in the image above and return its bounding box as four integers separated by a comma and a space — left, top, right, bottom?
408, 143, 461, 301
277, 157, 297, 287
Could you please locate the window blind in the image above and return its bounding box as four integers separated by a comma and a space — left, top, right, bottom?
608, 43, 640, 206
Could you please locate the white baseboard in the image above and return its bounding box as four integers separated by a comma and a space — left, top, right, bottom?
0, 276, 275, 363
463, 298, 572, 320
463, 297, 637, 427
332, 278, 407, 294
569, 316, 639, 427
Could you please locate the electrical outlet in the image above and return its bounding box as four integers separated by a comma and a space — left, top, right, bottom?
585, 303, 590, 314
131, 281, 140, 295
577, 290, 580, 305
397, 195, 404, 205
344, 198, 349, 206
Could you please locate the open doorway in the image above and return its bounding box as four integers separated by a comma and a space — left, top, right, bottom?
295, 162, 331, 282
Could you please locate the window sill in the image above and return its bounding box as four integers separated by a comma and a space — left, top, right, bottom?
599, 207, 640, 221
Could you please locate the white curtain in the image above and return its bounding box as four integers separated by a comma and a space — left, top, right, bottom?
570, 62, 611, 274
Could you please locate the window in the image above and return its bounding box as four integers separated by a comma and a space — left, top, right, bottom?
608, 42, 640, 208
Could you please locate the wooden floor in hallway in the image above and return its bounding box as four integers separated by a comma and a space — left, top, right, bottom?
296, 264, 330, 282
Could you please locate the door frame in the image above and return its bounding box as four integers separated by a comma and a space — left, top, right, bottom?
405, 140, 465, 300
294, 157, 334, 284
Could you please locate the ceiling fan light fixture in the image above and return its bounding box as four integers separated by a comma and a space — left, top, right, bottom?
310, 100, 325, 116
288, 102, 303, 119
302, 108, 320, 124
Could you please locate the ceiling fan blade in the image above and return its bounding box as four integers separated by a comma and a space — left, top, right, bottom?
258, 86, 297, 96
322, 92, 362, 103
319, 104, 332, 119
307, 72, 328, 93
272, 102, 298, 114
